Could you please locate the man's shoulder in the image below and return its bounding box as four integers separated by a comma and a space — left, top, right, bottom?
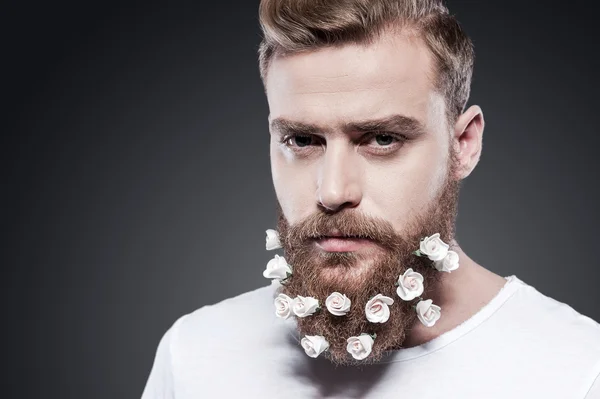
182, 281, 278, 327
505, 276, 600, 364
513, 276, 600, 338
499, 276, 600, 396
169, 281, 285, 351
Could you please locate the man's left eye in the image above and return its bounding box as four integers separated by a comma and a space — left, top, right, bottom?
372, 134, 397, 146
365, 133, 405, 146
361, 133, 407, 154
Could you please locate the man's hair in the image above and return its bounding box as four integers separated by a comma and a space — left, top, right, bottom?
258, 0, 474, 124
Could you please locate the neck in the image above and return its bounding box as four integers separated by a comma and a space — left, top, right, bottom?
401, 241, 507, 348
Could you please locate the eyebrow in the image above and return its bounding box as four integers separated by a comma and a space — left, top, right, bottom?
269, 114, 427, 138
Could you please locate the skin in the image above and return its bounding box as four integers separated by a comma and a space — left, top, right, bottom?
265, 29, 507, 348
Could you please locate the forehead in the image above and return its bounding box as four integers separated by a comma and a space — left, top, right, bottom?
265, 30, 440, 127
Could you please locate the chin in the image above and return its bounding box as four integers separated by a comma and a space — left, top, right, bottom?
316, 257, 380, 286
319, 266, 369, 284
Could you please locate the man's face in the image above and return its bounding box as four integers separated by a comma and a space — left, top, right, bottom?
266, 30, 452, 264
265, 30, 460, 364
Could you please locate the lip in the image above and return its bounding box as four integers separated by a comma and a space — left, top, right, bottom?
315, 236, 374, 252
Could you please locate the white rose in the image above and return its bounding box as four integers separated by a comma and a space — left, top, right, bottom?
274, 293, 293, 319
263, 254, 292, 279
346, 334, 374, 360
265, 229, 282, 250
325, 292, 351, 316
396, 268, 424, 301
365, 294, 394, 323
434, 250, 460, 273
301, 335, 329, 358
292, 295, 320, 317
419, 233, 449, 261
416, 299, 441, 327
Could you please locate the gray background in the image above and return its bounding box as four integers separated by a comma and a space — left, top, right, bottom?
3, 0, 599, 398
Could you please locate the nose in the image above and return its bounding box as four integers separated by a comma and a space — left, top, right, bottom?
316, 144, 362, 213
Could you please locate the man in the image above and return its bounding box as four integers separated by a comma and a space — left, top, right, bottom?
142, 0, 600, 397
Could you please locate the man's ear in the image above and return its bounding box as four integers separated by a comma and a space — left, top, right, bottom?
453, 105, 484, 180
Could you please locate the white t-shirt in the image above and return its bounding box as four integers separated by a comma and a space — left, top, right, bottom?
141, 275, 600, 398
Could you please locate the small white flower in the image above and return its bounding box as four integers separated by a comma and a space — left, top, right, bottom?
416, 299, 441, 327
263, 254, 292, 279
265, 229, 282, 250
434, 250, 460, 273
419, 233, 450, 261
346, 334, 374, 360
325, 292, 351, 316
274, 293, 293, 319
365, 294, 394, 323
396, 268, 424, 301
292, 295, 320, 317
301, 335, 329, 358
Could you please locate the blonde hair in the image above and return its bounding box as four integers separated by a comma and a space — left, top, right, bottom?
258, 0, 474, 124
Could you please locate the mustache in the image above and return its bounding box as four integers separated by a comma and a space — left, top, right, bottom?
280, 210, 410, 251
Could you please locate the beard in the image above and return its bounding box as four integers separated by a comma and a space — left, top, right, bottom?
275, 148, 462, 366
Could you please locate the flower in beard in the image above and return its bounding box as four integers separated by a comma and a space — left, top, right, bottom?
365, 294, 394, 323
292, 295, 320, 317
416, 299, 441, 327
265, 229, 282, 251
263, 254, 292, 280
325, 292, 351, 316
415, 233, 449, 261
346, 333, 375, 360
396, 268, 424, 301
434, 250, 460, 273
301, 335, 329, 358
274, 293, 293, 319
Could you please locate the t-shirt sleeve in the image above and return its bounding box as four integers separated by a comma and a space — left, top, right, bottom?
585, 370, 600, 399
141, 315, 188, 399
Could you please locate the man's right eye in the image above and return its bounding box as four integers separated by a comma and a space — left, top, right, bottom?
283, 134, 316, 147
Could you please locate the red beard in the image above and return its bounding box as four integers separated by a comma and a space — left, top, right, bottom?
275, 154, 461, 365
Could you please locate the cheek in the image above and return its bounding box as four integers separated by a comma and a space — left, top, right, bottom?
365, 141, 448, 226
270, 139, 316, 224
